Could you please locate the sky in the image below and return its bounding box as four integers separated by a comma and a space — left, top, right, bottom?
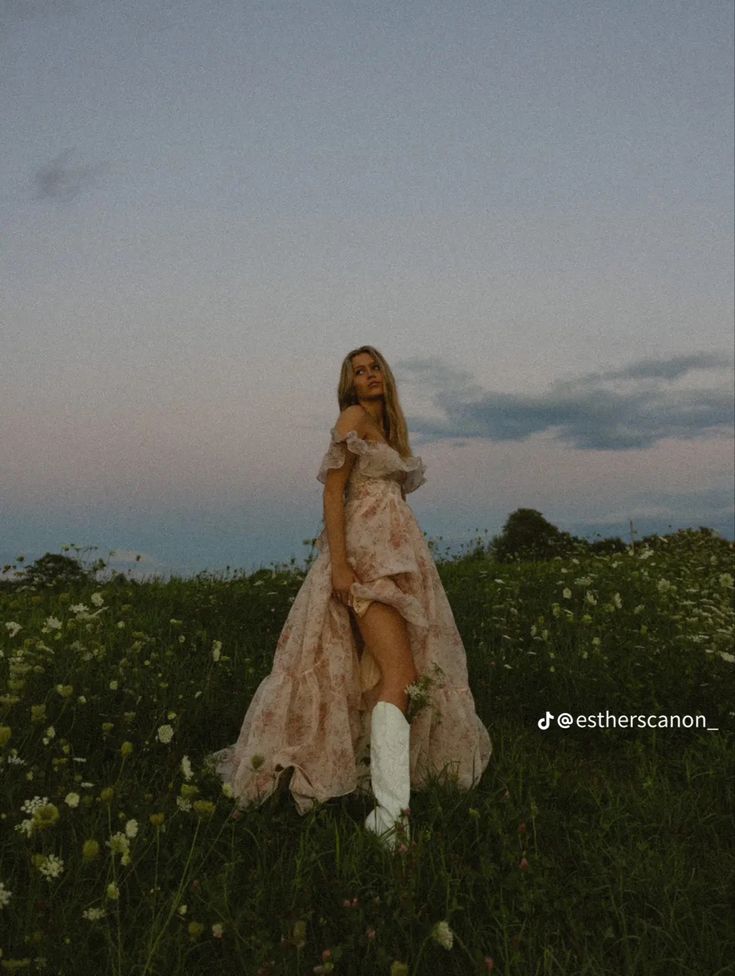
1, 0, 733, 581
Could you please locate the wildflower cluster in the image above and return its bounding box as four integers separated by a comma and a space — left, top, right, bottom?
404, 663, 446, 723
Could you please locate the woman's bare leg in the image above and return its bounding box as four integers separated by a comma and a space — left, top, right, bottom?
354, 601, 418, 716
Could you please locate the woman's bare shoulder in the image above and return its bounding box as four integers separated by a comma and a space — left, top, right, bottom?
333, 404, 369, 439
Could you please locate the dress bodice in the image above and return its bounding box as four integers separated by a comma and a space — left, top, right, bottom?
316, 427, 427, 497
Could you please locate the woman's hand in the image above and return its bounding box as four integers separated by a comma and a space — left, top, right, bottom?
331, 561, 360, 608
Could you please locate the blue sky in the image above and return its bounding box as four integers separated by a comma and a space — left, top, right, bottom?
2, 0, 733, 580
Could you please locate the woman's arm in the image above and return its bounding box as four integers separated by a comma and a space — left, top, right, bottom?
324, 480, 360, 607
322, 406, 367, 606
323, 480, 351, 567
322, 405, 364, 566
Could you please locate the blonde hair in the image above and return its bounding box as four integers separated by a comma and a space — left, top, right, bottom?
336, 345, 414, 459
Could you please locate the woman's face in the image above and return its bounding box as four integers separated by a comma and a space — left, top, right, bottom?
351, 353, 384, 401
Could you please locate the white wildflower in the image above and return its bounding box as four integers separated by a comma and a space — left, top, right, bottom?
157, 724, 174, 744
106, 832, 130, 857
0, 881, 12, 908
38, 854, 64, 880
21, 796, 49, 815
82, 906, 107, 921
431, 920, 454, 950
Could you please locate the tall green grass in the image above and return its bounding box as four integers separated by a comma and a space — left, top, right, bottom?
1, 528, 733, 975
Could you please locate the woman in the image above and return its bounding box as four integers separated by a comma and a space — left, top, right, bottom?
205, 345, 491, 850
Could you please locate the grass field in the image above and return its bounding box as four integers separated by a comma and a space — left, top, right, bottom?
1, 528, 733, 975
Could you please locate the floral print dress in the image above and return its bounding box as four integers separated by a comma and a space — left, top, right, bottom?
205, 425, 492, 814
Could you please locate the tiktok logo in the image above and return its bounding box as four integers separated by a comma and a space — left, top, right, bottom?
537, 711, 554, 730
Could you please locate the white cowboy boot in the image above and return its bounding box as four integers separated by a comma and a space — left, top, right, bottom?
364, 700, 411, 850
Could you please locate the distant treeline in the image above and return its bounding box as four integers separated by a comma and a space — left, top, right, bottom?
3, 510, 732, 592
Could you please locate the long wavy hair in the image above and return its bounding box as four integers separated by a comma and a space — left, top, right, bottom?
336, 345, 414, 459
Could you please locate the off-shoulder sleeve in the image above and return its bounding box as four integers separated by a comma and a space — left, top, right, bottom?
316, 427, 371, 484
401, 456, 427, 495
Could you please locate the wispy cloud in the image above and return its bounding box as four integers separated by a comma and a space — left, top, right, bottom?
580, 352, 728, 384
32, 148, 109, 202
399, 352, 733, 451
